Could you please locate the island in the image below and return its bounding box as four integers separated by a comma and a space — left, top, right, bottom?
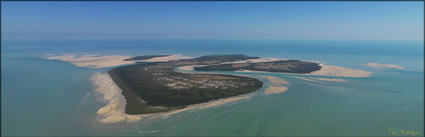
108, 54, 322, 114
123, 55, 169, 61
194, 60, 321, 73
45, 53, 372, 123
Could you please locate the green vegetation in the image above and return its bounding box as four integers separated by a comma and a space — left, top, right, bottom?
110, 54, 321, 114
194, 60, 321, 73
109, 54, 263, 114
123, 55, 169, 61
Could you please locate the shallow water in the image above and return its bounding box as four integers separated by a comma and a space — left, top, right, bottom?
1, 40, 423, 136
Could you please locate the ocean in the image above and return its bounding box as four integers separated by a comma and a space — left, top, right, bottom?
1, 40, 423, 136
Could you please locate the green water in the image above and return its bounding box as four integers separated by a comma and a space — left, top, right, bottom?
97, 70, 422, 136
1, 40, 423, 136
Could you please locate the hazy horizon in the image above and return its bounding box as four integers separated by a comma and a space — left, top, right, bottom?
2, 2, 424, 41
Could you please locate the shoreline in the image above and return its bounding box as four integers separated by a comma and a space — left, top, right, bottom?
175, 67, 289, 95
45, 54, 136, 68
50, 54, 368, 124
45, 54, 371, 78
45, 54, 193, 68
178, 63, 371, 78
92, 72, 261, 124
257, 76, 289, 95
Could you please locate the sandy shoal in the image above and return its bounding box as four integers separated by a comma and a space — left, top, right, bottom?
315, 78, 346, 82
226, 64, 371, 78
365, 63, 404, 70
256, 75, 290, 95
219, 57, 287, 64
291, 76, 322, 83
264, 86, 288, 95
139, 55, 193, 62
46, 54, 193, 69
46, 54, 135, 68
177, 57, 372, 78
308, 64, 371, 77
258, 76, 289, 85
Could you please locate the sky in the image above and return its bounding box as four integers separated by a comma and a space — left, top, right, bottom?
1, 2, 424, 41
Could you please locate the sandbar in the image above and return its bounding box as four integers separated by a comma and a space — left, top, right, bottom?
178, 57, 370, 78
219, 57, 287, 64
257, 75, 289, 95
258, 76, 290, 85
91, 72, 142, 124
138, 54, 193, 62
308, 64, 371, 77
46, 54, 136, 68
315, 78, 346, 82
291, 76, 323, 83
366, 63, 404, 70
264, 86, 288, 95
46, 54, 193, 69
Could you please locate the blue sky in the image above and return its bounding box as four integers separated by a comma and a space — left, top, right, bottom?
1, 2, 423, 40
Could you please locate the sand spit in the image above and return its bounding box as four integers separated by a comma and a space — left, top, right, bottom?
366, 63, 404, 70
46, 54, 135, 68
265, 86, 288, 95
220, 57, 287, 64
235, 64, 371, 78
291, 76, 346, 83
291, 76, 323, 83
176, 57, 286, 71
45, 54, 193, 68
91, 72, 253, 124
258, 76, 290, 85
315, 78, 346, 82
91, 72, 142, 123
177, 57, 370, 78
138, 54, 193, 62
309, 64, 371, 77
258, 75, 289, 95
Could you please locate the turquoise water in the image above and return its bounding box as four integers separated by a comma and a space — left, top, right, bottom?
1, 40, 423, 136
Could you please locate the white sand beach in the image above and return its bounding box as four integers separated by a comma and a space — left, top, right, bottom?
308, 64, 371, 77
174, 57, 370, 78
258, 75, 289, 95
264, 86, 288, 95
87, 55, 369, 123
91, 72, 254, 124
46, 54, 135, 68
235, 64, 371, 78
366, 63, 404, 70
138, 54, 193, 62
45, 54, 193, 68
91, 72, 141, 123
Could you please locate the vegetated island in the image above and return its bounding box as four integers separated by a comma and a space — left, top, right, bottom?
108, 54, 322, 115
194, 60, 321, 73
123, 55, 169, 61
